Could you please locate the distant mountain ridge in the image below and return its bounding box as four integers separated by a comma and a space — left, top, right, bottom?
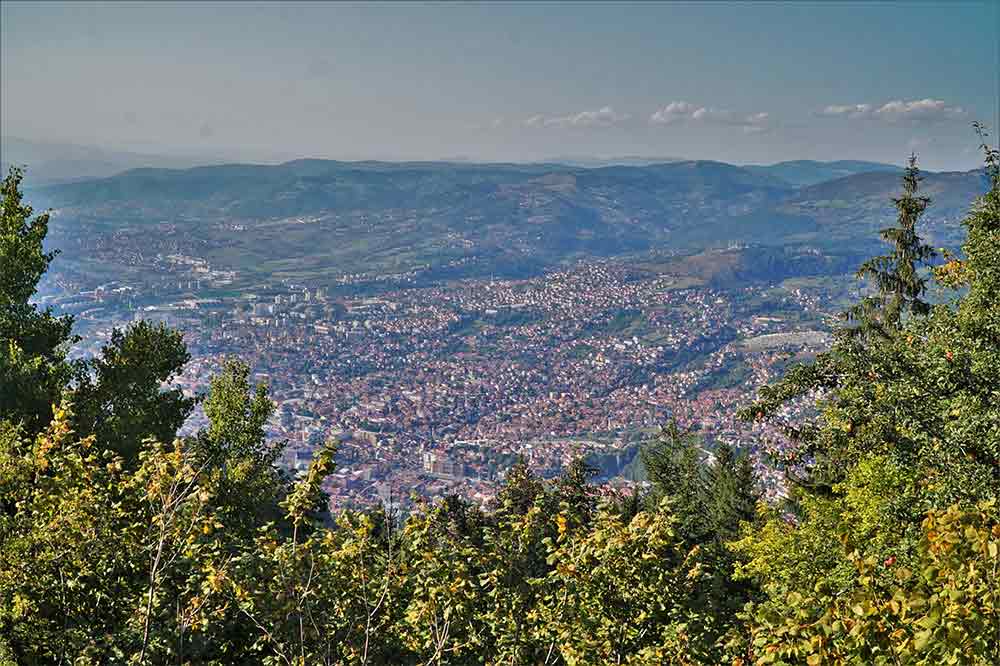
0, 136, 210, 186
30, 157, 986, 291
537, 155, 687, 168
744, 159, 902, 187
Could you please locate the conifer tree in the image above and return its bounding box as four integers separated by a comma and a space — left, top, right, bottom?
642, 421, 709, 541
737, 134, 1000, 664
743, 156, 941, 491
491, 456, 545, 518
0, 167, 77, 434
553, 456, 599, 523
705, 443, 758, 542
846, 154, 936, 338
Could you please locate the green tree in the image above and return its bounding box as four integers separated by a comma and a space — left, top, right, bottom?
747, 502, 1000, 665
745, 157, 940, 495
706, 443, 758, 543
219, 439, 412, 665
491, 457, 546, 519
641, 421, 709, 542
73, 320, 195, 464
477, 500, 553, 665
552, 456, 599, 524
0, 404, 223, 665
737, 138, 1000, 664
195, 358, 290, 537
0, 166, 76, 434
638, 423, 762, 660
847, 154, 936, 338
536, 502, 716, 665
400, 502, 486, 665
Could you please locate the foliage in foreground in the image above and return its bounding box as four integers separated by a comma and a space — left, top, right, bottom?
1, 132, 999, 665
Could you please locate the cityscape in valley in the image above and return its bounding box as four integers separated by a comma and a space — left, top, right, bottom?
5, 2, 1000, 663
24, 156, 982, 508
42, 252, 834, 507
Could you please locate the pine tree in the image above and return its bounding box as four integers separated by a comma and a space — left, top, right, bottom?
641, 420, 709, 542
1, 166, 77, 434
705, 443, 758, 542
553, 456, 599, 523
491, 456, 546, 518
846, 154, 936, 338
742, 154, 940, 490
738, 137, 1000, 664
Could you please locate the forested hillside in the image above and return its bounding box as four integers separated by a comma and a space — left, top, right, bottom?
29, 158, 985, 291
2, 135, 999, 664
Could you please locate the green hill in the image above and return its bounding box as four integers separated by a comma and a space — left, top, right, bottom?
30, 159, 985, 289
745, 159, 902, 187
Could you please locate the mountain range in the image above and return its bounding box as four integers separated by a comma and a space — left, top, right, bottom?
0, 136, 210, 186
26, 156, 987, 292
744, 160, 903, 187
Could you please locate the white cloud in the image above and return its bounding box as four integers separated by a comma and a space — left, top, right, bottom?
524, 106, 630, 129
818, 103, 874, 119
649, 101, 700, 125
650, 101, 770, 132
818, 99, 965, 123
877, 99, 966, 121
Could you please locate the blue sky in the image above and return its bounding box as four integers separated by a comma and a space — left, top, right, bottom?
2, 1, 997, 169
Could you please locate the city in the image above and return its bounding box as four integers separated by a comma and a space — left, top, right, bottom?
39, 249, 843, 508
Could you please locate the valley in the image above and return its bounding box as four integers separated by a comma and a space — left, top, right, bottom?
26, 158, 984, 506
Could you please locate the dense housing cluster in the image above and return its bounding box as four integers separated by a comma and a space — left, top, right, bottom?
39, 255, 837, 507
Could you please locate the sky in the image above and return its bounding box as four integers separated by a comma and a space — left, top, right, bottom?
2, 1, 998, 170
